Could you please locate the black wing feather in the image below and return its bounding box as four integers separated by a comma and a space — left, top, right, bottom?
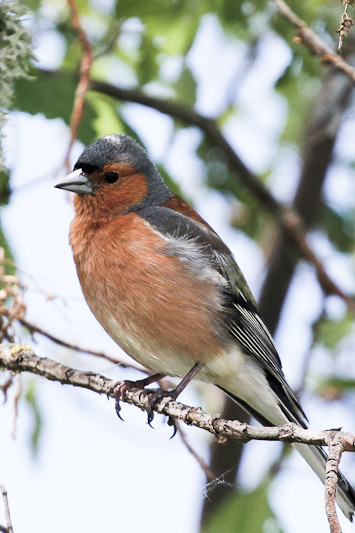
137, 205, 307, 424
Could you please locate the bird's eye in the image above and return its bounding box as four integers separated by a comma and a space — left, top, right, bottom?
105, 172, 119, 184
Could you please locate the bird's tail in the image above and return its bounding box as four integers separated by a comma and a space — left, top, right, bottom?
219, 387, 355, 521
293, 442, 355, 522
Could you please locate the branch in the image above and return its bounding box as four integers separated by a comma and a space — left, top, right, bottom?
2, 345, 355, 450
273, 0, 355, 83
0, 482, 13, 533
325, 438, 343, 533
258, 49, 354, 333
177, 424, 215, 481
337, 1, 354, 52
3, 345, 355, 527
16, 314, 141, 368
65, 0, 93, 170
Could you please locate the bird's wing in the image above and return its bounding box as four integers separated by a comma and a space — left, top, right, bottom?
137, 203, 307, 425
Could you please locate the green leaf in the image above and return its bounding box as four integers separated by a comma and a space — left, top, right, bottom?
86, 92, 124, 138
202, 484, 283, 533
0, 171, 11, 206
22, 0, 41, 10
137, 34, 160, 85
151, 16, 199, 56
115, 0, 180, 19
315, 313, 353, 350
318, 377, 355, 399
173, 64, 196, 106
13, 69, 98, 145
0, 221, 15, 276
321, 204, 355, 253
25, 379, 42, 456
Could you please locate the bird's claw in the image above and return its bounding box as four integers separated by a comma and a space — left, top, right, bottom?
109, 380, 138, 422
115, 399, 124, 421
167, 416, 178, 438
143, 388, 177, 437
109, 379, 177, 436
143, 388, 165, 427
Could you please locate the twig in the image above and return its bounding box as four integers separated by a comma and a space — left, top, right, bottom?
11, 381, 22, 439
1, 377, 13, 402
14, 313, 138, 368
273, 0, 355, 83
337, 1, 354, 52
3, 307, 176, 391
325, 436, 343, 532
1, 345, 355, 451
177, 423, 215, 481
65, 0, 93, 170
0, 482, 13, 533
93, 20, 123, 59
279, 209, 355, 311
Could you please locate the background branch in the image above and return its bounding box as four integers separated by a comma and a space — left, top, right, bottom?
0, 482, 13, 533
65, 0, 93, 170
273, 0, 355, 83
15, 314, 142, 368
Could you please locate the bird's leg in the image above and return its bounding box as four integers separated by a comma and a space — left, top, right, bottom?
167, 362, 202, 399
145, 363, 202, 434
110, 373, 165, 420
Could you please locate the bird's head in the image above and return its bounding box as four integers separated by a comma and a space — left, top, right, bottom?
55, 134, 171, 216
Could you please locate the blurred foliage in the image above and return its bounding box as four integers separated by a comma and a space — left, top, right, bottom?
15, 69, 98, 144
4, 0, 355, 528
0, 0, 33, 179
321, 204, 355, 254
202, 484, 283, 533
315, 312, 353, 350
25, 379, 43, 456
317, 376, 355, 401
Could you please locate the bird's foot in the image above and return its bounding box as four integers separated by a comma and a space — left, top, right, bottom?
142, 387, 179, 437
109, 373, 164, 421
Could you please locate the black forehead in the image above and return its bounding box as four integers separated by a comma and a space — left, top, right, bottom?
75, 134, 152, 172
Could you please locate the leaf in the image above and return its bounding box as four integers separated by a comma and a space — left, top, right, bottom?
137, 34, 160, 85
315, 313, 353, 350
13, 69, 98, 145
86, 92, 124, 138
25, 380, 42, 456
152, 16, 199, 56
317, 377, 355, 401
22, 0, 42, 11
202, 484, 283, 533
0, 221, 15, 276
173, 64, 196, 106
321, 204, 355, 253
0, 171, 10, 206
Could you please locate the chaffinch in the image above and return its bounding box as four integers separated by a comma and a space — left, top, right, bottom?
56, 134, 355, 520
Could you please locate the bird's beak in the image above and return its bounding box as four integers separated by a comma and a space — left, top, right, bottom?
55, 168, 94, 195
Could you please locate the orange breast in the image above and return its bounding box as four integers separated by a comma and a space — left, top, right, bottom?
70, 211, 226, 375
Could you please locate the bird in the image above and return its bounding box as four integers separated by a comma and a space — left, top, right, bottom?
55, 133, 355, 521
